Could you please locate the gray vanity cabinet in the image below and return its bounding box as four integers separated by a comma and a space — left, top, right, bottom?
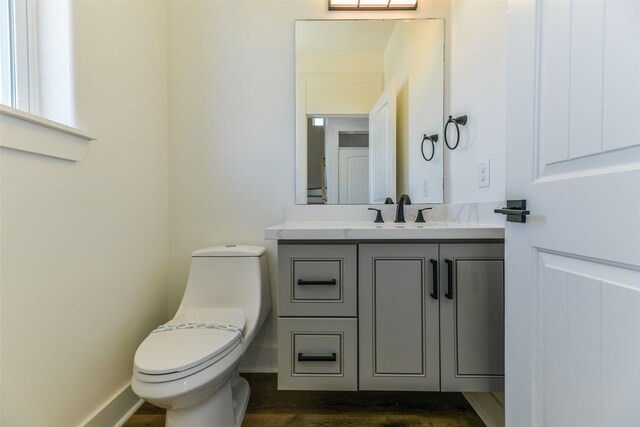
358, 244, 441, 391
276, 240, 504, 393
439, 243, 505, 392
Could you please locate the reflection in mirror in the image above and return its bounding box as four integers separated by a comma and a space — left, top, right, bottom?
295, 19, 444, 205
307, 116, 370, 204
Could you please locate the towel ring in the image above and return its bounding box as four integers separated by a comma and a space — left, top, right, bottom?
444, 115, 468, 150
421, 134, 439, 161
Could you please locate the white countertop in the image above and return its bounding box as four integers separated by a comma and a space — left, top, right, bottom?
265, 221, 504, 240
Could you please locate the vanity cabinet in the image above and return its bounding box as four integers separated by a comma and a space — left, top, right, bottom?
276, 240, 504, 393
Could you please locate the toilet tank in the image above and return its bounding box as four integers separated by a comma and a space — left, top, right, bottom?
177, 245, 271, 342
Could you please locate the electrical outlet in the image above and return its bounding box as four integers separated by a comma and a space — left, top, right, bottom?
478, 158, 490, 188
422, 178, 430, 197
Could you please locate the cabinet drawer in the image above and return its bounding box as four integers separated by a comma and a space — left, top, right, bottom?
278, 318, 357, 390
278, 244, 357, 316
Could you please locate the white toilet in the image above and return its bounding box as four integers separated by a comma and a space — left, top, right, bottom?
132, 245, 271, 427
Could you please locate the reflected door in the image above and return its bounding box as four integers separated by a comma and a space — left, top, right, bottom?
338, 148, 369, 204
368, 79, 396, 204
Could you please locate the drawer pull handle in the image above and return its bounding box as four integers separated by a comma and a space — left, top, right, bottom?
297, 352, 337, 362
297, 279, 337, 286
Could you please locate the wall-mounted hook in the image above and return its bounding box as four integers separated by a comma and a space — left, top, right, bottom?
421, 134, 439, 161
444, 115, 468, 150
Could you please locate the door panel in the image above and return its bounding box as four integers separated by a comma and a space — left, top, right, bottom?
359, 244, 439, 391
440, 244, 505, 392
538, 0, 640, 177
456, 260, 504, 376
536, 251, 640, 427
506, 0, 640, 425
374, 259, 424, 375
325, 117, 369, 204
368, 79, 396, 204
603, 1, 640, 152
338, 148, 368, 204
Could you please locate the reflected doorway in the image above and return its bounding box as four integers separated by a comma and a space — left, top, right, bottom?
307, 116, 369, 204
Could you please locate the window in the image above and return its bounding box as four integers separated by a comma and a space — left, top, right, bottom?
1, 0, 92, 161
0, 0, 39, 114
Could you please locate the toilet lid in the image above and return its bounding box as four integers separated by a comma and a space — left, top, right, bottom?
134, 309, 245, 375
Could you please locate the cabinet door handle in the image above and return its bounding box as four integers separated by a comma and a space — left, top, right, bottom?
297, 279, 337, 286
297, 352, 337, 362
430, 259, 438, 299
445, 259, 453, 300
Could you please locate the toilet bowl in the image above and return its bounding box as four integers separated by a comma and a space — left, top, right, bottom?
132, 245, 271, 427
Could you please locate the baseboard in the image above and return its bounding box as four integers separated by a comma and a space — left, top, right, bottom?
463, 392, 505, 427
81, 383, 143, 427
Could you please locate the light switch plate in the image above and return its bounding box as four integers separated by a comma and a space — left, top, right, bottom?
422, 178, 430, 197
478, 158, 490, 188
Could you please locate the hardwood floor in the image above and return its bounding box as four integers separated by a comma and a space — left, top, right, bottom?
123, 373, 485, 427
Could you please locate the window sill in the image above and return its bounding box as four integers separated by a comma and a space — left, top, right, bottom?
0, 105, 96, 161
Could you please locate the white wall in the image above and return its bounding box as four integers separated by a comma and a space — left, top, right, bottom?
0, 1, 169, 425
448, 0, 508, 412
297, 52, 384, 74
166, 0, 450, 371
385, 19, 444, 203
447, 0, 508, 204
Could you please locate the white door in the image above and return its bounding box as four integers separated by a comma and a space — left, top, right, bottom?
368, 79, 396, 204
506, 1, 640, 426
325, 117, 369, 204
338, 148, 369, 204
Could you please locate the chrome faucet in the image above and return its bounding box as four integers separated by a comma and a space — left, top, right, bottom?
395, 194, 412, 223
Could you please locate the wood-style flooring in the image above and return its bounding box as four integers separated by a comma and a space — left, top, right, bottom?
123, 373, 485, 427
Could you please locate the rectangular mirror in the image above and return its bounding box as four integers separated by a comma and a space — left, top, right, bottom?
295, 19, 444, 205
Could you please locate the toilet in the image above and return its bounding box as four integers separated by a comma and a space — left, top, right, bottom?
131, 245, 271, 427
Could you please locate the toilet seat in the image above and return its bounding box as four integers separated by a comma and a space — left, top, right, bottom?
134, 308, 245, 383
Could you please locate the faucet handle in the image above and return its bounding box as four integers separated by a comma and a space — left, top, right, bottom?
384, 197, 394, 204
368, 208, 384, 223
415, 207, 433, 223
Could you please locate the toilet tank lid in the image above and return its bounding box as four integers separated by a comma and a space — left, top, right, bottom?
192, 245, 266, 257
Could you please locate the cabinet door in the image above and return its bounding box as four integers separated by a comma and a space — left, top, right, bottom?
359, 244, 440, 391
440, 243, 504, 392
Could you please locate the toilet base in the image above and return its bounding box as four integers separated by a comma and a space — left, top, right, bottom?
165, 374, 250, 427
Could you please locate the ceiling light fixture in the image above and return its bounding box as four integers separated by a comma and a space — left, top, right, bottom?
328, 0, 418, 11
